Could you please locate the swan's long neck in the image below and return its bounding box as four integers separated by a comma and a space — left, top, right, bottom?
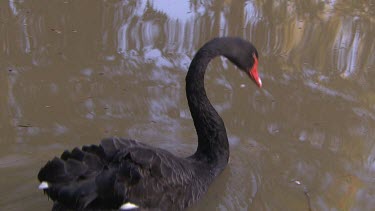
186, 45, 229, 172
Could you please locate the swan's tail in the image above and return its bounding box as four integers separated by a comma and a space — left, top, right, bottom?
37, 145, 124, 209
120, 202, 140, 210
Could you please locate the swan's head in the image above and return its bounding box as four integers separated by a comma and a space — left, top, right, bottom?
221, 38, 262, 88
230, 51, 262, 88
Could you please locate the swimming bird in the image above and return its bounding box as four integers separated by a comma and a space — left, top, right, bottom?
38, 37, 262, 210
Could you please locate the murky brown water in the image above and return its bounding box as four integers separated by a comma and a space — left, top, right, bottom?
1, 0, 374, 210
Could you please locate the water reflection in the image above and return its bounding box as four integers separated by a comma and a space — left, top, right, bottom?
0, 0, 375, 210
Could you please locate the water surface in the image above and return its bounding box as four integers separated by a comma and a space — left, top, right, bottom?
0, 0, 374, 210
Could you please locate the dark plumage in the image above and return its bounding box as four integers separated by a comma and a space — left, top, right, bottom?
38, 37, 261, 210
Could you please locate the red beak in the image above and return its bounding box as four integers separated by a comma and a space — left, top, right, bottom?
249, 53, 262, 88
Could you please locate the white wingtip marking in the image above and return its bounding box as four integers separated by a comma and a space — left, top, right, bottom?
120, 202, 139, 210
38, 181, 49, 190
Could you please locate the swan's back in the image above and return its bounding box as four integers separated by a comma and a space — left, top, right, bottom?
38, 138, 211, 210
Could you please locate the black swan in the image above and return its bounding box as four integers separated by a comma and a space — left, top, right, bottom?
38, 37, 262, 210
